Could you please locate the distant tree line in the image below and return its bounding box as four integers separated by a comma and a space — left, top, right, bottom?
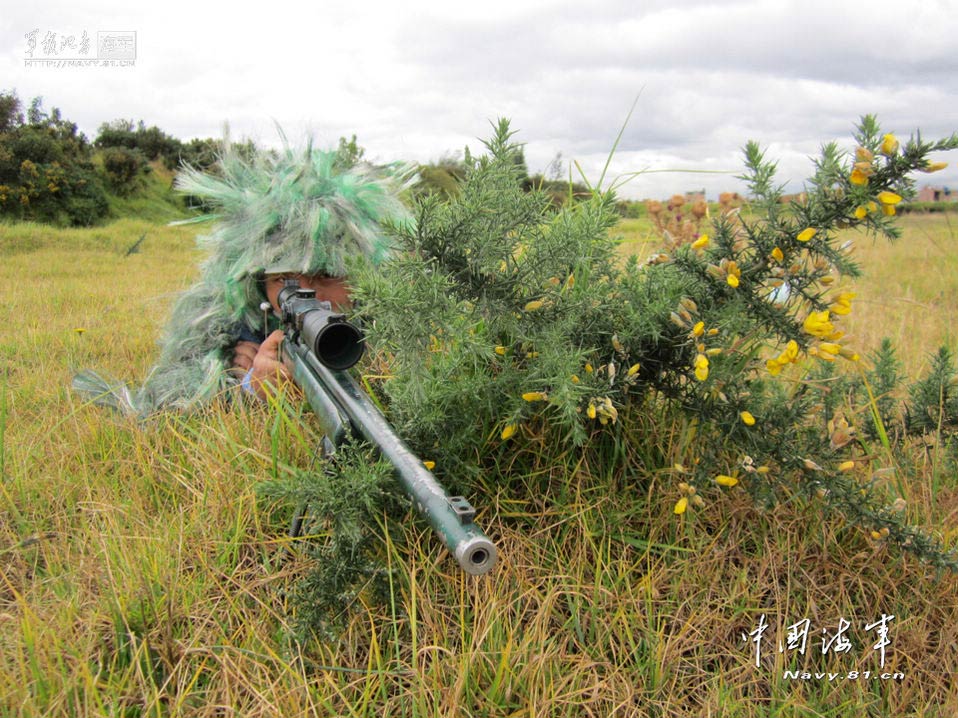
0, 90, 260, 226
0, 90, 593, 227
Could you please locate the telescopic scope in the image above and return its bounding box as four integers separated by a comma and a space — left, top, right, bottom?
278, 280, 364, 370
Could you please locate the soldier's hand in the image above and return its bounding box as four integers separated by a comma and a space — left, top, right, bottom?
249, 330, 293, 400
230, 340, 260, 377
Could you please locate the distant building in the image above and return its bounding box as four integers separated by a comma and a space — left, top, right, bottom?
918, 186, 958, 202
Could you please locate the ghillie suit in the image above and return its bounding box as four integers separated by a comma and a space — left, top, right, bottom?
73, 138, 412, 415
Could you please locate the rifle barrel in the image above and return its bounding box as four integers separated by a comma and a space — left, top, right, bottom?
285, 341, 497, 575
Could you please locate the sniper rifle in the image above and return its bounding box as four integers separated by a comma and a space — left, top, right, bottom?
276, 279, 497, 575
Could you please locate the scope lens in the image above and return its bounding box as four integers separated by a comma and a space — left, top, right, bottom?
302, 314, 364, 370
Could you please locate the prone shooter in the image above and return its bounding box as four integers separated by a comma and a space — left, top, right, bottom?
73, 139, 497, 575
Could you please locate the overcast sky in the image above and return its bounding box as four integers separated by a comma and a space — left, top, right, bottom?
3, 0, 958, 199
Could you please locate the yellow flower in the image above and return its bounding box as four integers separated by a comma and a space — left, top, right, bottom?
740, 411, 756, 426
818, 342, 842, 355
882, 205, 896, 216
715, 475, 739, 487
850, 168, 869, 186
725, 261, 741, 288
500, 423, 518, 441
838, 460, 855, 472
522, 391, 548, 402
494, 345, 507, 355
423, 460, 436, 470
694, 353, 709, 381
783, 340, 799, 361
766, 358, 783, 376
877, 191, 902, 206
692, 321, 705, 337
595, 397, 618, 425
691, 234, 710, 250
524, 299, 545, 312
571, 374, 580, 384
74, 327, 86, 335
627, 363, 641, 376
796, 227, 817, 243
587, 402, 597, 419
853, 205, 868, 220
771, 246, 784, 262
585, 363, 594, 374
803, 310, 834, 338
809, 345, 836, 362
829, 291, 855, 315
881, 133, 899, 156
921, 161, 948, 173
673, 496, 688, 515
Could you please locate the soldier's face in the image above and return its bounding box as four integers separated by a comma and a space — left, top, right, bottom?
264, 273, 351, 312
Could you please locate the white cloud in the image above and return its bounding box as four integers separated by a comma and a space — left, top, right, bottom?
2, 0, 957, 199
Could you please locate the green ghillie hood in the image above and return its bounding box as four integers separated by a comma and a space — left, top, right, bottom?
74, 136, 413, 415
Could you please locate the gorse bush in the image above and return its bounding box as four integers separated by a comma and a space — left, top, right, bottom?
274, 117, 958, 636
356, 117, 958, 545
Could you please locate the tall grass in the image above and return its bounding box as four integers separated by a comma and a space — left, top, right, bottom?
1, 214, 957, 715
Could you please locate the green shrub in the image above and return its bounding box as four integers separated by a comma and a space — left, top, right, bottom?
907, 347, 958, 434
0, 92, 109, 226
99, 145, 150, 195
95, 119, 181, 166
